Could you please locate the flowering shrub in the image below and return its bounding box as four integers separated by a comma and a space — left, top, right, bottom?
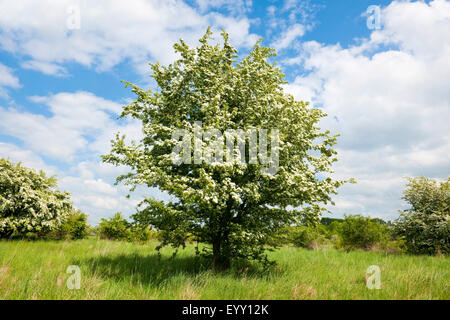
0, 158, 73, 238
393, 177, 449, 255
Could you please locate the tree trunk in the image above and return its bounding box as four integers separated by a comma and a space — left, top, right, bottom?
212, 201, 233, 270
212, 240, 230, 270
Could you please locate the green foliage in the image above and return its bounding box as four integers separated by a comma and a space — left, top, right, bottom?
0, 158, 73, 238
288, 225, 330, 249
320, 217, 343, 226
97, 213, 131, 241
272, 215, 398, 252
103, 28, 346, 269
270, 215, 402, 253
393, 177, 450, 255
327, 220, 343, 236
129, 225, 159, 243
339, 215, 388, 249
46, 209, 90, 240
97, 212, 158, 242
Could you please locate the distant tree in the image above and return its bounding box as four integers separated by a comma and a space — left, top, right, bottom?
371, 218, 387, 225
0, 158, 73, 238
103, 28, 347, 269
320, 217, 343, 226
393, 177, 449, 255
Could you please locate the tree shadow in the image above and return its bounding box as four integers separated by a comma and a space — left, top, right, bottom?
73, 252, 283, 287
73, 253, 206, 287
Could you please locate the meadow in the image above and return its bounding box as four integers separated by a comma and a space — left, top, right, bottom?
0, 238, 448, 300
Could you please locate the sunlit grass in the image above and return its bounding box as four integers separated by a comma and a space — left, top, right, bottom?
0, 238, 448, 300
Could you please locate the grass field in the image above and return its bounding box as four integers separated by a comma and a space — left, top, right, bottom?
0, 238, 448, 300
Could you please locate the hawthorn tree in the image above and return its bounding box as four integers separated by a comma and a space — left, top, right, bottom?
103, 29, 346, 269
393, 177, 449, 255
0, 158, 73, 238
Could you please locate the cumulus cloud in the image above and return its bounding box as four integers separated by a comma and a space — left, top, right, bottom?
0, 91, 139, 161
60, 173, 137, 219
284, 0, 450, 220
0, 0, 258, 77
0, 142, 58, 175
58, 160, 173, 223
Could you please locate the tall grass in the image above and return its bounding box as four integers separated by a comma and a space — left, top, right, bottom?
0, 238, 448, 299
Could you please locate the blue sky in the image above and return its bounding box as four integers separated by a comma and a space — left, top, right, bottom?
0, 0, 448, 224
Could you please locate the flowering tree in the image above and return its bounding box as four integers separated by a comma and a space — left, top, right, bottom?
0, 158, 73, 238
103, 29, 346, 269
394, 177, 449, 255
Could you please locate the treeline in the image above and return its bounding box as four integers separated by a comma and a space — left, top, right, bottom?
46, 208, 448, 256
272, 215, 401, 252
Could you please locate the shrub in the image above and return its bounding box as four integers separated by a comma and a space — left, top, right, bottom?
327, 220, 343, 236
288, 225, 330, 249
47, 209, 89, 240
393, 177, 449, 255
0, 158, 73, 238
97, 212, 131, 240
339, 215, 387, 250
128, 225, 159, 243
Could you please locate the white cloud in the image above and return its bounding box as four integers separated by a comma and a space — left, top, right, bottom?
0, 91, 135, 161
0, 0, 258, 77
59, 173, 140, 223
272, 23, 305, 51
264, 0, 321, 52
0, 142, 58, 175
284, 0, 450, 220
21, 60, 68, 77
84, 178, 117, 195
0, 63, 20, 98
282, 0, 320, 25
58, 161, 172, 223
